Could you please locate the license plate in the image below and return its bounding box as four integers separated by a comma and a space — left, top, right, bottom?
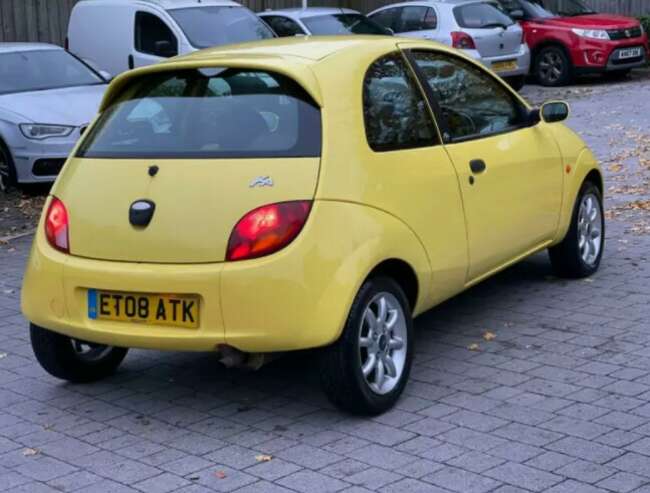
88, 289, 199, 329
618, 47, 642, 59
492, 60, 518, 72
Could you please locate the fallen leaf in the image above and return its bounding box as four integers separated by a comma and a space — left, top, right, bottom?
468, 343, 480, 351
214, 471, 227, 479
483, 331, 496, 342
3, 289, 14, 295
22, 448, 39, 457
255, 455, 273, 462
0, 353, 6, 359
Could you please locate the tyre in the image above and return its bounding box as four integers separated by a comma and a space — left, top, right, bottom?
30, 324, 128, 383
320, 276, 413, 415
549, 181, 604, 278
0, 138, 17, 192
535, 46, 572, 86
505, 75, 526, 91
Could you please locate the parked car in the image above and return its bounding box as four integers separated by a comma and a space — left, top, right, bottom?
259, 7, 389, 37
492, 0, 648, 85
67, 0, 275, 76
22, 37, 604, 415
0, 43, 108, 189
368, 0, 530, 89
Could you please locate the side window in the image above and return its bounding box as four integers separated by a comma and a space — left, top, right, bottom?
363, 53, 438, 152
135, 11, 179, 57
398, 6, 437, 32
368, 8, 399, 32
410, 51, 524, 141
263, 16, 305, 37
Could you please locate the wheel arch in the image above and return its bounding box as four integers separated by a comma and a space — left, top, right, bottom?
532, 40, 571, 64
366, 258, 419, 313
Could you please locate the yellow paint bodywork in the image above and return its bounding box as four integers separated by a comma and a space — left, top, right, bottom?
21, 36, 602, 353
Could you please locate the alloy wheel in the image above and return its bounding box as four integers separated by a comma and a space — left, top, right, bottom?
577, 193, 603, 266
539, 51, 564, 85
70, 339, 113, 363
358, 292, 407, 395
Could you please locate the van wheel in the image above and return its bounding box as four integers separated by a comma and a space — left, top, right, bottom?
535, 46, 572, 86
0, 139, 17, 192
548, 181, 604, 278
320, 277, 413, 415
30, 324, 128, 382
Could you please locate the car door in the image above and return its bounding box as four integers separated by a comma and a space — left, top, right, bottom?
131, 10, 180, 70
360, 52, 468, 306
406, 48, 563, 283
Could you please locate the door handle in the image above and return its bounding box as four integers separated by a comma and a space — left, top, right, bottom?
469, 159, 487, 174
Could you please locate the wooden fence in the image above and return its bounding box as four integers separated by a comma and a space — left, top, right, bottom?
1, 0, 649, 45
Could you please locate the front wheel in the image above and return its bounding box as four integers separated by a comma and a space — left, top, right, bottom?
535, 46, 572, 86
30, 324, 128, 382
549, 181, 604, 278
320, 277, 413, 415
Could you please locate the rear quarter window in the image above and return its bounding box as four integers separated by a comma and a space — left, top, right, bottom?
77, 69, 321, 159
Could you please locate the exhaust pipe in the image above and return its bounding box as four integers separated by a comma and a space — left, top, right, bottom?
217, 345, 281, 370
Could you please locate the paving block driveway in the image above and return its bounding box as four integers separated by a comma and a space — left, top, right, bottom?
1, 74, 650, 493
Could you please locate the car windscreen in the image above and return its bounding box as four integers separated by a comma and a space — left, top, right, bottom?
539, 0, 595, 16
168, 6, 274, 48
77, 69, 322, 159
454, 3, 515, 29
500, 0, 555, 18
302, 14, 388, 35
0, 50, 103, 95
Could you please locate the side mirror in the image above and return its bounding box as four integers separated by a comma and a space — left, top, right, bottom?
525, 108, 541, 127
541, 101, 570, 123
99, 70, 112, 82
154, 40, 177, 58
509, 9, 525, 20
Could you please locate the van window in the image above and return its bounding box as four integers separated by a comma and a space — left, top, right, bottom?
168, 7, 274, 48
135, 12, 179, 57
77, 69, 321, 159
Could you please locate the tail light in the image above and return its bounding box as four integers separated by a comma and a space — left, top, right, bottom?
45, 197, 69, 254
451, 32, 476, 50
226, 201, 312, 261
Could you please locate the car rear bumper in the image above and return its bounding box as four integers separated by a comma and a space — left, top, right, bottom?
22, 200, 417, 354
466, 43, 531, 77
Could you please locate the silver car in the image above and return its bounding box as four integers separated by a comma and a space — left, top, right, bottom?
368, 0, 530, 89
259, 7, 389, 37
0, 43, 108, 188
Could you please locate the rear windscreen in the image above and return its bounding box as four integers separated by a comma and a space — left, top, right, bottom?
454, 3, 515, 28
77, 69, 322, 159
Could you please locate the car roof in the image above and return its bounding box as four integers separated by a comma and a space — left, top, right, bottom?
370, 0, 485, 10
259, 7, 360, 18
76, 0, 241, 11
0, 43, 62, 54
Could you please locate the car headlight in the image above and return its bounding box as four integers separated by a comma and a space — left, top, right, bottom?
571, 28, 610, 40
19, 124, 75, 140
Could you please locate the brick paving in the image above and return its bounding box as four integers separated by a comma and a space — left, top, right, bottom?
1, 74, 650, 492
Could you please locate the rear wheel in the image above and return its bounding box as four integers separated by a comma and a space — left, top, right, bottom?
320, 277, 413, 415
535, 46, 572, 86
549, 181, 604, 278
30, 324, 128, 382
0, 139, 17, 192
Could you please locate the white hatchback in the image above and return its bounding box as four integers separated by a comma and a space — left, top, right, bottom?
368, 0, 530, 89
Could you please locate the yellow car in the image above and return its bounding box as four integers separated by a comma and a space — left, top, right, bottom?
22, 36, 604, 415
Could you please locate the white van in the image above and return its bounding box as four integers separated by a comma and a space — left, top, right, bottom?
67, 0, 275, 76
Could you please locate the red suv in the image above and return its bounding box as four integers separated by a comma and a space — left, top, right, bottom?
494, 0, 648, 86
